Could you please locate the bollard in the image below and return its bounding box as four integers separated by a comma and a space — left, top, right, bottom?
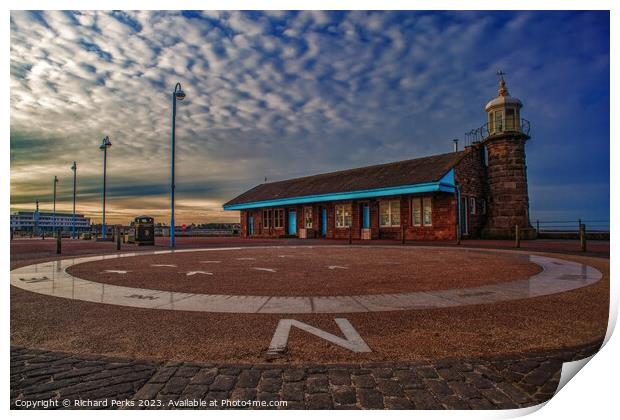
42, 231, 45, 240
580, 223, 587, 252
536, 220, 540, 235
515, 225, 520, 248
116, 227, 121, 251
56, 228, 61, 254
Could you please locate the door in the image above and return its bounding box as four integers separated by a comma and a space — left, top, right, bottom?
288, 210, 297, 235
461, 198, 468, 236
362, 205, 370, 229
321, 208, 327, 237
248, 215, 254, 236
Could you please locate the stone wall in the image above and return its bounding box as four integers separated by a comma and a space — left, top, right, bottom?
454, 143, 488, 238
482, 134, 532, 238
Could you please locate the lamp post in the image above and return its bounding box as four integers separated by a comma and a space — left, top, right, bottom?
170, 82, 186, 249
52, 176, 58, 237
99, 136, 112, 239
71, 161, 77, 239
34, 199, 39, 237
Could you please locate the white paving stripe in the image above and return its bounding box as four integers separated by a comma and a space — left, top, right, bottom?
185, 271, 213, 276
252, 267, 277, 273
10, 246, 603, 314
327, 265, 348, 270
151, 264, 177, 267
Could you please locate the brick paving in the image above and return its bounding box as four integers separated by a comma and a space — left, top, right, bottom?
11, 341, 601, 410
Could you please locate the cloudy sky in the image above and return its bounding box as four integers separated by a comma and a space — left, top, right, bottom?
10, 10, 609, 225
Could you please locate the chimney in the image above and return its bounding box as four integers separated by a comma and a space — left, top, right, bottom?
453, 139, 459, 152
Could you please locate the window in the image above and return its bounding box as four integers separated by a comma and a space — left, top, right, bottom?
262, 210, 272, 228
412, 198, 422, 226
469, 197, 476, 215
494, 110, 504, 132
304, 207, 313, 229
505, 108, 515, 130
335, 204, 352, 228
274, 209, 284, 228
423, 197, 432, 226
380, 200, 400, 227
413, 197, 432, 226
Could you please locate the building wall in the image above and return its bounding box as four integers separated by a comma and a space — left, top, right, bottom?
238, 192, 458, 241
10, 212, 91, 232
454, 143, 488, 238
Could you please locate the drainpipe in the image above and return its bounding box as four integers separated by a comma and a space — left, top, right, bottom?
455, 184, 462, 245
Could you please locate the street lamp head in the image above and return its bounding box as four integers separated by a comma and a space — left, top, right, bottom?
99, 136, 112, 150
71, 161, 77, 171
174, 82, 186, 101
54, 176, 58, 183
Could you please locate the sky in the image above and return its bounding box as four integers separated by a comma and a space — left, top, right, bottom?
10, 10, 609, 225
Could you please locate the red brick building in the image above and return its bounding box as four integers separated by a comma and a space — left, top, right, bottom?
224, 78, 533, 240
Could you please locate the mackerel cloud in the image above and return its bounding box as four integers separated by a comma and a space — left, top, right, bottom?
10, 11, 609, 223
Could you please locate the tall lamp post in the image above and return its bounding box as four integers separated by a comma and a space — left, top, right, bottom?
71, 161, 77, 239
34, 199, 40, 237
52, 176, 58, 237
170, 82, 186, 249
99, 136, 112, 239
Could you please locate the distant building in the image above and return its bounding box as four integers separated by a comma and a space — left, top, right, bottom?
10, 211, 91, 234
224, 77, 533, 240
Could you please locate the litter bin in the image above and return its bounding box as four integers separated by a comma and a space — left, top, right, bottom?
133, 216, 154, 246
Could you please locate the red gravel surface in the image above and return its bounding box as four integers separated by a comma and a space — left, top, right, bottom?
65, 247, 541, 296
10, 235, 609, 265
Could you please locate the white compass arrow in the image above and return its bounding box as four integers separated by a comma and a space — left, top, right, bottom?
186, 271, 213, 276
252, 267, 277, 273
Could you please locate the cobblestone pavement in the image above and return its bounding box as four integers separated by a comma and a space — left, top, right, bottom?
11, 341, 602, 410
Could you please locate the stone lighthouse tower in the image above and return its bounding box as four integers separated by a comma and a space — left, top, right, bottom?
481, 74, 533, 238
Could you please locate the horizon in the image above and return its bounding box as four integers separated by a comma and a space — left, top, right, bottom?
10, 10, 610, 225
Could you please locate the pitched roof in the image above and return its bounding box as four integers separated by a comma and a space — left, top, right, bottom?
224, 151, 467, 207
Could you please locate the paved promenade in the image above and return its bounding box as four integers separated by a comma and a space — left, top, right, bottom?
11, 341, 601, 410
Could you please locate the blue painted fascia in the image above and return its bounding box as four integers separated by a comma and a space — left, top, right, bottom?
439, 168, 455, 186
223, 169, 457, 211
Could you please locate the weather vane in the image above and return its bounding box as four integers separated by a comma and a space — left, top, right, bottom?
497, 70, 506, 81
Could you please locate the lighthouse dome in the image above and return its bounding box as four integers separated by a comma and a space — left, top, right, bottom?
485, 94, 522, 112
484, 77, 522, 111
